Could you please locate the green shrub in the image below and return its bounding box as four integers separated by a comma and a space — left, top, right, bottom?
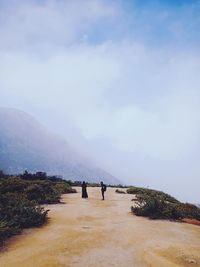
127, 186, 179, 204
131, 195, 182, 220
0, 193, 48, 227
0, 192, 48, 246
115, 189, 126, 194
128, 186, 200, 221
0, 174, 76, 246
25, 182, 60, 204
54, 182, 77, 194
0, 220, 20, 246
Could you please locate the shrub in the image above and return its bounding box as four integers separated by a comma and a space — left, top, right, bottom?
128, 186, 200, 221
115, 189, 126, 194
54, 182, 77, 194
0, 193, 48, 228
0, 174, 76, 246
25, 182, 60, 204
0, 192, 48, 246
0, 220, 20, 246
127, 186, 179, 204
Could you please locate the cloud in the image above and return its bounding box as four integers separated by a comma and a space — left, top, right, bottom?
0, 0, 118, 51
0, 0, 200, 201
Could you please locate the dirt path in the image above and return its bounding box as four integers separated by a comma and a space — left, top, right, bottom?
0, 187, 200, 267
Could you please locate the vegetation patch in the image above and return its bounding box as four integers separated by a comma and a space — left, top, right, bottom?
127, 186, 200, 222
0, 171, 76, 246
115, 189, 126, 194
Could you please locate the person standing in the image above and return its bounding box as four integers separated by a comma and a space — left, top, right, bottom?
100, 181, 107, 200
82, 181, 88, 198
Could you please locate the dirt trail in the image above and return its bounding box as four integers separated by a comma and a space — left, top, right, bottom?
0, 187, 200, 267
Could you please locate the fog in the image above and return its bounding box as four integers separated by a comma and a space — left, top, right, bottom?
0, 0, 200, 202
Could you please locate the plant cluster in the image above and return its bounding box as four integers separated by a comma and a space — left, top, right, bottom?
127, 186, 200, 221
115, 189, 126, 194
0, 171, 76, 246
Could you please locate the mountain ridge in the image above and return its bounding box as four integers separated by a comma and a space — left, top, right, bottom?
0, 107, 120, 184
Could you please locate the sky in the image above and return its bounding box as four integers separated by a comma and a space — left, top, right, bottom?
0, 0, 200, 202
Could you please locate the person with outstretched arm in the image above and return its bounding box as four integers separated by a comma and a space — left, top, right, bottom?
100, 181, 107, 200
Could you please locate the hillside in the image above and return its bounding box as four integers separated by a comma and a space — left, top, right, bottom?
0, 108, 119, 184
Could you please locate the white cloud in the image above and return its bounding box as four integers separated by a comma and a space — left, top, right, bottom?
0, 0, 118, 51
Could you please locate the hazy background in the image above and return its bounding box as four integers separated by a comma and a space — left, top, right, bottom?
0, 0, 200, 202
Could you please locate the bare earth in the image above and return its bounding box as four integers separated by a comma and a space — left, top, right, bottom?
0, 187, 200, 267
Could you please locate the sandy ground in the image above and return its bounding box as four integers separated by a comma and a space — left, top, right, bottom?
0, 187, 200, 267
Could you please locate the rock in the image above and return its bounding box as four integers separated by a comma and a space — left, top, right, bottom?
187, 258, 197, 264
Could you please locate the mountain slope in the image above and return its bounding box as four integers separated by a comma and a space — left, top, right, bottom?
0, 107, 120, 184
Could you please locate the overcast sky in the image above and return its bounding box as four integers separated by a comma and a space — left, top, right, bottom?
0, 0, 200, 202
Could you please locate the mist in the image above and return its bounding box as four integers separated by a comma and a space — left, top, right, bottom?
0, 0, 200, 202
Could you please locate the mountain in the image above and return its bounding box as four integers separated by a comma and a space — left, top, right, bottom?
0, 107, 120, 184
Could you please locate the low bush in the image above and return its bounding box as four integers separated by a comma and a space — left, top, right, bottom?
115, 189, 126, 194
25, 182, 60, 204
0, 173, 76, 246
0, 191, 48, 246
127, 186, 179, 204
54, 182, 77, 194
128, 186, 200, 221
